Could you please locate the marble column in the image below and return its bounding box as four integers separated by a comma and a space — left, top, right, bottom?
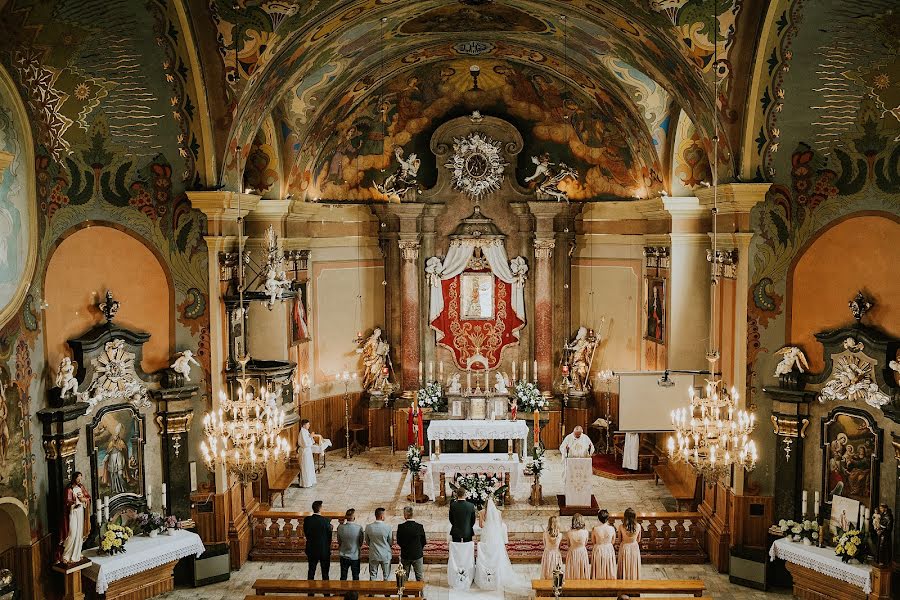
399, 238, 421, 390
533, 237, 555, 389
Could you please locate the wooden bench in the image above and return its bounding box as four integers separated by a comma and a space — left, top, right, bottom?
261, 460, 302, 508
252, 579, 425, 596
653, 460, 701, 512
532, 578, 706, 597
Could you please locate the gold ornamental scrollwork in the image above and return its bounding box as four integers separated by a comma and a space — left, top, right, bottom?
43, 432, 80, 460
771, 414, 809, 462
534, 239, 555, 259
155, 411, 194, 435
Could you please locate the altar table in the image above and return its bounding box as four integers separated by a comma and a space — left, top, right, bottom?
82, 529, 205, 599
768, 536, 892, 599
425, 452, 524, 503
426, 419, 528, 458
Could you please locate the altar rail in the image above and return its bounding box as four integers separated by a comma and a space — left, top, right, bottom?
249, 510, 707, 564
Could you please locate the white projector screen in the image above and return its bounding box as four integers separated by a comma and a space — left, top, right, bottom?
615, 371, 698, 432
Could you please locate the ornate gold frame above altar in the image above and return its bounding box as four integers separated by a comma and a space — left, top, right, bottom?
820, 407, 882, 511
426, 207, 527, 370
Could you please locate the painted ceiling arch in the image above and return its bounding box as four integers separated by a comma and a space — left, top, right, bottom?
210, 0, 739, 188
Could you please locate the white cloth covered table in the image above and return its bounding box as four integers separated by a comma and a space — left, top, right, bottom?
769, 536, 873, 594
425, 453, 524, 497
312, 436, 332, 471
427, 419, 528, 445
448, 541, 475, 590
83, 529, 205, 594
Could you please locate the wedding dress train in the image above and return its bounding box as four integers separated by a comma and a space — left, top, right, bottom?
473, 499, 528, 595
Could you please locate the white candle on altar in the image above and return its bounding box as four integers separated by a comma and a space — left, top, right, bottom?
801, 490, 807, 516
533, 360, 538, 382
522, 360, 527, 382
96, 499, 103, 524
419, 361, 424, 385
147, 486, 152, 510
428, 361, 433, 383
104, 496, 110, 522
162, 483, 167, 513
512, 361, 517, 382
814, 491, 819, 516
467, 371, 472, 392
439, 361, 444, 381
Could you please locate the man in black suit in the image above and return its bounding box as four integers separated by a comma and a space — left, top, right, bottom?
303, 500, 333, 579
448, 487, 476, 543
396, 506, 427, 581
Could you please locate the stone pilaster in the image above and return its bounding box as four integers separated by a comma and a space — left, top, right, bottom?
399, 238, 421, 389
533, 238, 555, 389
152, 385, 198, 519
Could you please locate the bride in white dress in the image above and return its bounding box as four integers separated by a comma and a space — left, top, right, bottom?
474, 498, 528, 594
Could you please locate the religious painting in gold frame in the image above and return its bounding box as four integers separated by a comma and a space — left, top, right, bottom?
821, 407, 881, 510
645, 277, 665, 343
459, 273, 494, 320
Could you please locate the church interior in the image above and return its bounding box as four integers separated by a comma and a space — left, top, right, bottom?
0, 1, 897, 599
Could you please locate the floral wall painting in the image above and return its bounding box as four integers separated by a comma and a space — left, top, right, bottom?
645, 277, 666, 344
89, 404, 145, 504
821, 408, 882, 510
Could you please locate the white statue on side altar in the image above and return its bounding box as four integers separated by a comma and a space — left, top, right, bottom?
448, 373, 462, 395
494, 372, 510, 395
171, 350, 200, 382
565, 326, 600, 393
264, 266, 291, 308
774, 346, 810, 376
56, 357, 79, 399
360, 328, 390, 392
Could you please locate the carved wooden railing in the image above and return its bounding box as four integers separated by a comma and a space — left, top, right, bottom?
249, 510, 707, 564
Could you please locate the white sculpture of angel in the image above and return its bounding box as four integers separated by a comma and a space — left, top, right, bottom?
56, 357, 79, 398
171, 350, 200, 382
447, 373, 462, 395
264, 266, 292, 308
509, 256, 528, 286
494, 372, 510, 395
888, 359, 899, 378
774, 346, 810, 376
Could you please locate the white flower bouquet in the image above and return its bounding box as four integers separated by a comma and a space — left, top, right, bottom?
449, 472, 508, 510
417, 381, 446, 411
776, 519, 819, 544
515, 381, 547, 412
404, 445, 424, 475
524, 446, 546, 479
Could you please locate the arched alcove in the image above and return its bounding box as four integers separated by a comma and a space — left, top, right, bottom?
42, 223, 175, 372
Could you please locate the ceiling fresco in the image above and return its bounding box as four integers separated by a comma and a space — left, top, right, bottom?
203, 0, 744, 191
294, 58, 663, 201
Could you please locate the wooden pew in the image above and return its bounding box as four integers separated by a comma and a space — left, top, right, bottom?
653, 460, 701, 512
532, 578, 706, 597
260, 459, 302, 508
252, 579, 425, 596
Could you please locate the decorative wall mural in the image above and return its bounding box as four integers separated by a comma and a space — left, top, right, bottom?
0, 99, 31, 319
399, 3, 547, 34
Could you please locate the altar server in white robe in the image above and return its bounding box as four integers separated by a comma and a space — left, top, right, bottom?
298, 419, 317, 488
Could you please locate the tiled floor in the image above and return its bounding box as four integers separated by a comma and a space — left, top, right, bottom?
158, 449, 792, 599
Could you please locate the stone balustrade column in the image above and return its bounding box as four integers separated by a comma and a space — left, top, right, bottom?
533, 237, 556, 389
399, 238, 421, 390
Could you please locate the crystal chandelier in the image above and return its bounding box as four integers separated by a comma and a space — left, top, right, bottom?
666, 0, 757, 481
199, 141, 290, 484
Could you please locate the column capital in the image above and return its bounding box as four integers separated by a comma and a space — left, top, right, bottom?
696, 183, 771, 215
0, 150, 13, 184
188, 191, 261, 236
534, 238, 556, 259
398, 238, 420, 261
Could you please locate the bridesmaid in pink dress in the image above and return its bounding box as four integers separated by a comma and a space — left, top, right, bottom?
590, 509, 617, 579
565, 513, 591, 579
540, 516, 563, 578
617, 507, 642, 580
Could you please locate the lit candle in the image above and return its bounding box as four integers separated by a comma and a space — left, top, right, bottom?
801, 490, 807, 517
533, 360, 538, 382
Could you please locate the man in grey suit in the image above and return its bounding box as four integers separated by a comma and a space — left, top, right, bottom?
364, 507, 393, 580
337, 508, 364, 580
449, 487, 476, 542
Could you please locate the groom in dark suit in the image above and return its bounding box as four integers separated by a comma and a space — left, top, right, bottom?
303, 500, 333, 579
448, 487, 476, 543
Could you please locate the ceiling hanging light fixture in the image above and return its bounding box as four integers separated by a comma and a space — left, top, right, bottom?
666, 0, 757, 482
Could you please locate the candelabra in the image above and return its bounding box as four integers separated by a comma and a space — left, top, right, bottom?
597, 369, 616, 454
667, 380, 757, 480
337, 371, 356, 459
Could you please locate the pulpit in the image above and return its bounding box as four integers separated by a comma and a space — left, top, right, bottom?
562, 457, 593, 508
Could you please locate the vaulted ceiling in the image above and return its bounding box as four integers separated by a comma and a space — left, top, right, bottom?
200, 0, 746, 201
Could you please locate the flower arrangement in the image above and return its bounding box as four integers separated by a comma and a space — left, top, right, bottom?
417, 381, 446, 411
835, 529, 865, 563
136, 512, 167, 535
164, 515, 181, 531
524, 446, 546, 479
777, 519, 819, 544
515, 381, 547, 412
404, 445, 424, 476
449, 472, 508, 510
100, 523, 132, 555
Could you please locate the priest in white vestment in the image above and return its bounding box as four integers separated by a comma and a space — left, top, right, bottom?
298, 419, 317, 488
559, 426, 595, 458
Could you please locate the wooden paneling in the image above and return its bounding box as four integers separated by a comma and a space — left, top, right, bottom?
540, 411, 562, 448
366, 406, 393, 447
731, 494, 774, 550
699, 482, 732, 573
83, 560, 178, 600
0, 534, 54, 600
298, 393, 365, 450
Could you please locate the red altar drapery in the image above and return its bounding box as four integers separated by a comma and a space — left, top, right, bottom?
430, 271, 524, 370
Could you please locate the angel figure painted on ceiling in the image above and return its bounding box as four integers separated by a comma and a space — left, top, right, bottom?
524, 153, 579, 202
375, 146, 420, 202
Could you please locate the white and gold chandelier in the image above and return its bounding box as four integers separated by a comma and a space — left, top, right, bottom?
199, 141, 290, 484
666, 0, 757, 481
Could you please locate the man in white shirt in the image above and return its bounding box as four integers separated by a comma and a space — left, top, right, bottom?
559, 426, 595, 458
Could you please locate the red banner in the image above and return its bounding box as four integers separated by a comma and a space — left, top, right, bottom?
430, 270, 524, 370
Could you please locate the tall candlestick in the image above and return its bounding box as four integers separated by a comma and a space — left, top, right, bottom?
533, 409, 539, 445
533, 360, 538, 383
419, 361, 424, 386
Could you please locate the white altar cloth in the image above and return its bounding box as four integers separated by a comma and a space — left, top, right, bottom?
426, 453, 524, 496
83, 529, 205, 594
427, 420, 528, 444
769, 536, 872, 594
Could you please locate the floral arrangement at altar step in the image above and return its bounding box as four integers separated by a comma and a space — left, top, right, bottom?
404, 445, 424, 476
777, 519, 819, 544
164, 515, 182, 535
100, 523, 132, 555
136, 512, 167, 536
524, 446, 546, 479
835, 529, 865, 563
515, 381, 547, 412
417, 381, 446, 412
449, 473, 508, 510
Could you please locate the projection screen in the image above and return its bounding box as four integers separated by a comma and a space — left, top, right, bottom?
615, 371, 699, 432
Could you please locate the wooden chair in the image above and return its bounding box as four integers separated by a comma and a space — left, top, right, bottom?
252, 579, 425, 597
532, 578, 706, 597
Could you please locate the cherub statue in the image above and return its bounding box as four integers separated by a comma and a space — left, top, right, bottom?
171, 350, 200, 382
447, 373, 462, 395
525, 153, 579, 202
774, 346, 810, 376
425, 256, 444, 287
56, 357, 79, 398
263, 266, 291, 308
494, 372, 510, 395
374, 146, 420, 202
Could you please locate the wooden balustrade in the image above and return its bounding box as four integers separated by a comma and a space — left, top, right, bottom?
248, 510, 707, 564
